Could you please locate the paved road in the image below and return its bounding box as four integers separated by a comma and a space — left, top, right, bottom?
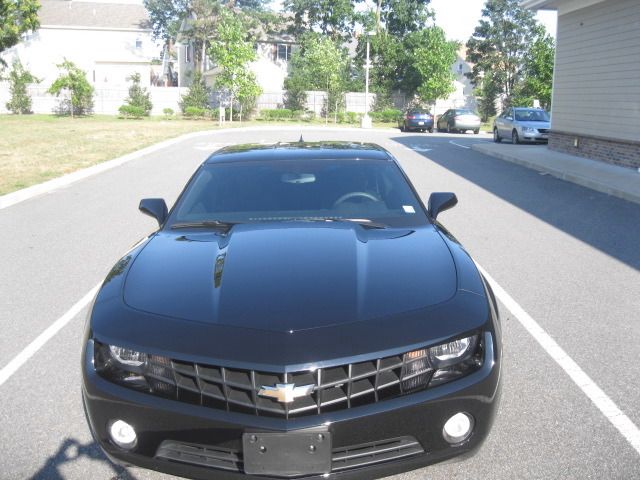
1, 127, 639, 480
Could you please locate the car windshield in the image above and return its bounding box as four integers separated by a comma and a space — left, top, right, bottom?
514, 109, 550, 122
168, 159, 428, 228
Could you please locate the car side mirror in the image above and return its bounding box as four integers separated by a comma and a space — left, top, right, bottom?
428, 192, 458, 220
139, 198, 168, 226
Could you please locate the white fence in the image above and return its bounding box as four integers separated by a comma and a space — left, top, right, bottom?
0, 82, 376, 116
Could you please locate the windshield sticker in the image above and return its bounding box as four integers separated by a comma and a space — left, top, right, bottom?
403, 205, 416, 214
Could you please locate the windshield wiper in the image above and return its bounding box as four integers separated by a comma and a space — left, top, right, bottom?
323, 218, 388, 229
170, 220, 241, 231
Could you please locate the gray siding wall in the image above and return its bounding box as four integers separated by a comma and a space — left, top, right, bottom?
552, 0, 640, 142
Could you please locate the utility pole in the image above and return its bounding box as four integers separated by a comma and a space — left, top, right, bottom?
361, 36, 372, 129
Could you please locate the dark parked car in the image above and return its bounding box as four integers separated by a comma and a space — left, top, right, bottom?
436, 109, 481, 134
82, 142, 502, 480
493, 107, 551, 144
399, 108, 434, 132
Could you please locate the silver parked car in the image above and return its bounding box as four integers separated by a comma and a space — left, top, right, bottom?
436, 109, 481, 134
493, 108, 551, 144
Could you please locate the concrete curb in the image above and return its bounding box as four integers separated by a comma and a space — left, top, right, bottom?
0, 125, 397, 211
471, 143, 640, 205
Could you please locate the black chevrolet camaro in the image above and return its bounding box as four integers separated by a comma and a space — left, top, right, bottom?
82, 142, 502, 479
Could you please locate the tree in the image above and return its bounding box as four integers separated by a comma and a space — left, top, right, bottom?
465, 0, 538, 107
283, 0, 364, 41
513, 26, 554, 109
406, 27, 458, 105
476, 73, 500, 121
179, 70, 210, 112
284, 33, 350, 117
4, 58, 39, 114
207, 8, 261, 120
123, 73, 153, 115
0, 0, 40, 65
47, 59, 94, 117
377, 0, 432, 37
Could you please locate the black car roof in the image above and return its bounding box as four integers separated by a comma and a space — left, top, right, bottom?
205, 141, 393, 164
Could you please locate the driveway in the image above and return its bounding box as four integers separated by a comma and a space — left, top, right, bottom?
1, 127, 639, 479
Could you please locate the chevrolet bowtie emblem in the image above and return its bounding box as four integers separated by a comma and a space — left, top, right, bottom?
258, 383, 315, 403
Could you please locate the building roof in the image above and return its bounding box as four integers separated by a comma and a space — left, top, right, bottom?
39, 0, 151, 30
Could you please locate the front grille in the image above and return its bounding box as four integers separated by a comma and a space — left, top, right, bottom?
96, 337, 483, 418
537, 128, 549, 133
155, 436, 424, 474
153, 353, 417, 418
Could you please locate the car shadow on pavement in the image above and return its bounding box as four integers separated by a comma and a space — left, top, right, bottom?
29, 438, 136, 480
391, 135, 640, 271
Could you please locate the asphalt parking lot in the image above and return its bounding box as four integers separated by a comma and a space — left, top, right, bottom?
1, 127, 639, 479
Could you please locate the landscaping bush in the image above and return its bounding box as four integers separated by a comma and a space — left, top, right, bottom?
259, 109, 293, 121
48, 59, 94, 116
118, 105, 146, 119
163, 107, 174, 118
5, 59, 39, 114
372, 108, 402, 123
123, 73, 152, 116
180, 72, 211, 113
183, 106, 208, 118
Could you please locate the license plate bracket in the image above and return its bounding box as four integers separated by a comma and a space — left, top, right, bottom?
243, 429, 332, 476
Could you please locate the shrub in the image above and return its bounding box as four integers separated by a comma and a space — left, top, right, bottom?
180, 72, 211, 113
163, 107, 174, 118
259, 109, 294, 121
5, 59, 39, 114
183, 106, 209, 118
118, 105, 146, 119
124, 73, 152, 115
48, 59, 94, 116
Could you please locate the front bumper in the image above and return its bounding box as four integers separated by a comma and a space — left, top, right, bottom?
83, 333, 501, 480
521, 131, 549, 142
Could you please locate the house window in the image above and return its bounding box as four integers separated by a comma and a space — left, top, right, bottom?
277, 44, 291, 62
458, 63, 463, 73
186, 44, 191, 63
136, 37, 142, 49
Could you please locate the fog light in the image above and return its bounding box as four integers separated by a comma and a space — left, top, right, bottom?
109, 419, 137, 449
443, 412, 473, 444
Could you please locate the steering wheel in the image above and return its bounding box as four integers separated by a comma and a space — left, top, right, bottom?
333, 191, 381, 207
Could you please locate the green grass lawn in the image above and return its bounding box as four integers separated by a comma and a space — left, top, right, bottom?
0, 114, 397, 196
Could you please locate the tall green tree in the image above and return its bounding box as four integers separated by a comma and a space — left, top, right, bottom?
0, 0, 40, 65
376, 0, 432, 37
284, 33, 350, 116
207, 9, 261, 120
283, 0, 364, 41
409, 27, 458, 105
465, 0, 538, 106
47, 59, 94, 117
513, 26, 554, 109
4, 58, 39, 114
476, 72, 500, 121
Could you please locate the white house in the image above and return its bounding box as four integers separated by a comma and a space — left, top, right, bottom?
1, 0, 158, 87
433, 47, 477, 116
522, 0, 640, 170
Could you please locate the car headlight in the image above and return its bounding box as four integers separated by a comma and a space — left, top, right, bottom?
94, 342, 176, 397
522, 126, 535, 133
401, 334, 482, 391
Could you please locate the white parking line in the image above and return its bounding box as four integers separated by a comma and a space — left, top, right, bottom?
0, 284, 101, 387
476, 263, 640, 456
448, 140, 471, 149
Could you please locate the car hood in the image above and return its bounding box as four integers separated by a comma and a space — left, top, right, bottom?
122, 223, 457, 333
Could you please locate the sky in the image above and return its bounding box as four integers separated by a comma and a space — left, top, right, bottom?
430, 0, 557, 41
